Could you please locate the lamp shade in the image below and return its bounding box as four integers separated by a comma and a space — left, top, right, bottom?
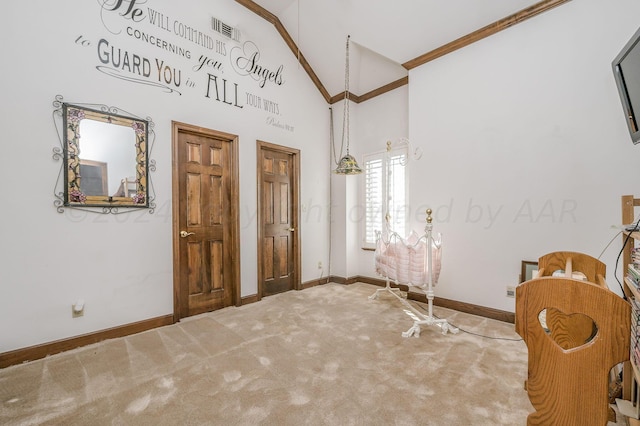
334, 153, 363, 175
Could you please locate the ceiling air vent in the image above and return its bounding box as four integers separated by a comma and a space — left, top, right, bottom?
212, 17, 241, 42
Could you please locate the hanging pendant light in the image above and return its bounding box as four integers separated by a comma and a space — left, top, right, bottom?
333, 35, 362, 175
334, 152, 362, 174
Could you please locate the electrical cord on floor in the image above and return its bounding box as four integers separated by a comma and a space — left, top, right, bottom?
403, 217, 640, 342
413, 300, 523, 342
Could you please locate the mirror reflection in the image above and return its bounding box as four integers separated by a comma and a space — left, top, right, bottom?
63, 103, 148, 207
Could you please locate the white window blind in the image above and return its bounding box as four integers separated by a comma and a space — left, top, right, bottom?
363, 147, 407, 249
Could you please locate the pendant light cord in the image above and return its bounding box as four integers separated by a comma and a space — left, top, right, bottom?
330, 35, 351, 166
342, 35, 351, 156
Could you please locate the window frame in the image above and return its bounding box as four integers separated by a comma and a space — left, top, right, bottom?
361, 145, 408, 250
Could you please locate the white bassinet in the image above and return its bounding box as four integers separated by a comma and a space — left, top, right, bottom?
375, 229, 442, 288
369, 211, 456, 337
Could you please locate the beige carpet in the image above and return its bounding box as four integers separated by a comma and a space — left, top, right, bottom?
0, 283, 625, 425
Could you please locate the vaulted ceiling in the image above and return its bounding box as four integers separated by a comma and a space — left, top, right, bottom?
236, 0, 571, 103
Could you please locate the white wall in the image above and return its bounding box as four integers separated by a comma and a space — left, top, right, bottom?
407, 0, 640, 311
351, 86, 409, 274
0, 0, 330, 352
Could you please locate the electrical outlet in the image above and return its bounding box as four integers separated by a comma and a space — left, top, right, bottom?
72, 299, 85, 318
317, 261, 323, 269
506, 286, 516, 298
72, 305, 84, 318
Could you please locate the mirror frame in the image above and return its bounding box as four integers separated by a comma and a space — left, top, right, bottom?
52, 95, 155, 214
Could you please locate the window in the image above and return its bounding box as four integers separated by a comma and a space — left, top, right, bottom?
362, 146, 408, 249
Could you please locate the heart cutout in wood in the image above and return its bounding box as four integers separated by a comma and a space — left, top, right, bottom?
538, 307, 597, 350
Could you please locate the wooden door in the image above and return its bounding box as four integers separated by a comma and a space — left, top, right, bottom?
172, 122, 240, 320
257, 141, 300, 298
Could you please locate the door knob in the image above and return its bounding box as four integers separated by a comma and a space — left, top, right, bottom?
287, 228, 295, 232
180, 231, 195, 238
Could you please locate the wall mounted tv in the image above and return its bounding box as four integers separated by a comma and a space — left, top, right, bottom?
613, 27, 640, 144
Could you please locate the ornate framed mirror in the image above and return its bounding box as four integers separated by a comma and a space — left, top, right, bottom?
52, 96, 155, 214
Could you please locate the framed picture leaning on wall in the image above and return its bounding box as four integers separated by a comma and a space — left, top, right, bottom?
521, 260, 539, 283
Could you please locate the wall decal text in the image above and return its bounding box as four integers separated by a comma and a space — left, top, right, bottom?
83, 0, 294, 130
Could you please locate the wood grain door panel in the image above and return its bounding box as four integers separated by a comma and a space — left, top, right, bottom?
263, 152, 292, 295
173, 123, 239, 320
258, 142, 300, 298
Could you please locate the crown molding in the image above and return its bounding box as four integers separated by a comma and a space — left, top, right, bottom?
237, 0, 571, 104
403, 0, 572, 70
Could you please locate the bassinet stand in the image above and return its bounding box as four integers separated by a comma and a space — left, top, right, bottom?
402, 210, 458, 337
370, 209, 458, 337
